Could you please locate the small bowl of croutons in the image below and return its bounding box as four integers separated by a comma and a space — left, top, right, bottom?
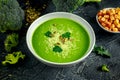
96, 7, 120, 33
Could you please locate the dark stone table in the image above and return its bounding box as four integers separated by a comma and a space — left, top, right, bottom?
0, 0, 120, 80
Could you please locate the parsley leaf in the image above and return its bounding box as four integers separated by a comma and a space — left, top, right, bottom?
93, 45, 111, 57
61, 32, 71, 39
53, 46, 63, 53
45, 31, 52, 38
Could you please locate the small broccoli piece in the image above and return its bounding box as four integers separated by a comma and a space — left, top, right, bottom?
53, 46, 63, 53
61, 32, 71, 39
0, 0, 24, 32
52, 0, 101, 12
101, 64, 109, 72
4, 33, 19, 52
2, 51, 25, 66
45, 31, 53, 38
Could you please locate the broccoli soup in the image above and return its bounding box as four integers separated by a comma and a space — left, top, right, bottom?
32, 18, 90, 63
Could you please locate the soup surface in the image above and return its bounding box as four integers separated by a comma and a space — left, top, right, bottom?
32, 18, 90, 63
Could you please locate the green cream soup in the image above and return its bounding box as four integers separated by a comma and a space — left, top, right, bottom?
32, 18, 90, 63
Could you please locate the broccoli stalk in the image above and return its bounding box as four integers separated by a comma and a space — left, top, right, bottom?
0, 0, 24, 32
52, 0, 101, 12
2, 51, 25, 66
101, 64, 109, 72
85, 0, 101, 2
4, 33, 19, 52
78, 0, 101, 6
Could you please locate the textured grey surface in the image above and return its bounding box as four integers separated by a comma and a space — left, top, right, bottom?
0, 0, 120, 80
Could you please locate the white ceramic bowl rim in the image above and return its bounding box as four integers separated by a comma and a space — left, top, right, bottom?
26, 12, 96, 66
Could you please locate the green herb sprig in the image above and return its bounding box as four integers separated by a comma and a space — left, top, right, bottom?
93, 45, 111, 57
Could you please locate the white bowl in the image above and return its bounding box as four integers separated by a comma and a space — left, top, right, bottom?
26, 12, 96, 67
96, 8, 120, 33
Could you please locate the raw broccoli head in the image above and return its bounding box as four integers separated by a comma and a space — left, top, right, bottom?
0, 0, 24, 32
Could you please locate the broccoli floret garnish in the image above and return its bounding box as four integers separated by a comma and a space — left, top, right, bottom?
59, 32, 71, 44
53, 46, 63, 53
45, 31, 53, 37
0, 0, 24, 32
101, 64, 109, 72
61, 32, 71, 39
4, 33, 19, 52
2, 51, 25, 66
